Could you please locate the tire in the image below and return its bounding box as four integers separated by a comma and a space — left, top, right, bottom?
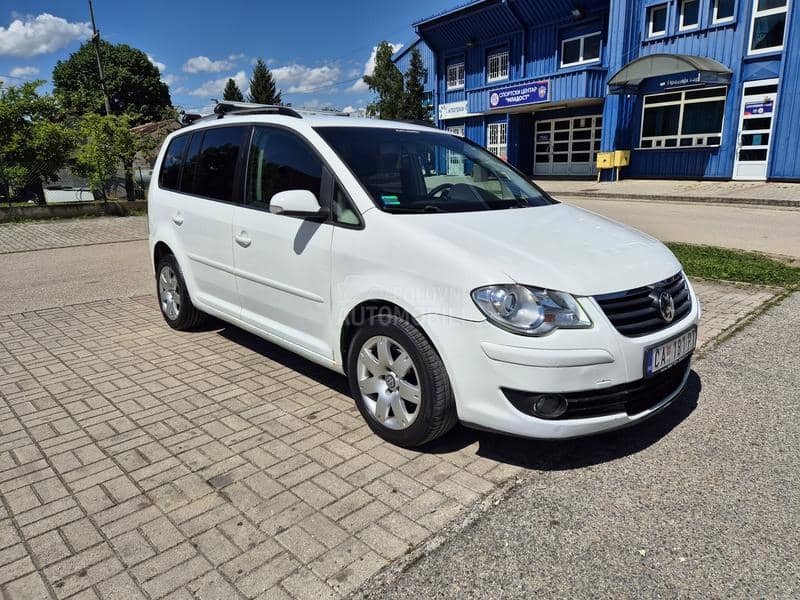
155, 254, 206, 330
346, 313, 457, 447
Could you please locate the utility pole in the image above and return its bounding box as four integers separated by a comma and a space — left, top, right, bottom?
88, 0, 112, 116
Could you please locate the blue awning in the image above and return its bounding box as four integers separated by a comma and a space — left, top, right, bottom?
608, 54, 732, 94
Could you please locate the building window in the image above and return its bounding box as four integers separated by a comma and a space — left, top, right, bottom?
487, 50, 509, 82
447, 61, 465, 90
680, 0, 700, 29
487, 122, 508, 160
713, 0, 736, 23
560, 32, 603, 67
648, 4, 668, 36
639, 87, 727, 149
749, 0, 788, 54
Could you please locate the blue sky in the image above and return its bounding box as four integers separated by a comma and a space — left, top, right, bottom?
0, 0, 454, 115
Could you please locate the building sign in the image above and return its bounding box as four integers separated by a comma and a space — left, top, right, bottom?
744, 101, 773, 116
438, 100, 468, 120
658, 71, 703, 90
488, 80, 550, 110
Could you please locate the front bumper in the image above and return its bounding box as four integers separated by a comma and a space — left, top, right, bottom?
417, 281, 700, 439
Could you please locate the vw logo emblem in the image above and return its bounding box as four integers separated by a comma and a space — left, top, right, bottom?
658, 290, 675, 323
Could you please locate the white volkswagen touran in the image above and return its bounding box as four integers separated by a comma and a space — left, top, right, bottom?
148, 104, 700, 447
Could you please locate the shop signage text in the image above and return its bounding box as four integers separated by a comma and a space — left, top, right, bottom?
438, 100, 468, 120
744, 101, 773, 116
489, 80, 550, 110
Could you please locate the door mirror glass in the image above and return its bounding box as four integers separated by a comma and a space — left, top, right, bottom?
269, 189, 327, 217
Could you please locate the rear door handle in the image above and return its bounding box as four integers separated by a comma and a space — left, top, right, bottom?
172, 213, 184, 226
234, 232, 252, 248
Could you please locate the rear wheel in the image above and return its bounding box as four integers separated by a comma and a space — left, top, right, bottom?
347, 314, 457, 447
156, 254, 206, 330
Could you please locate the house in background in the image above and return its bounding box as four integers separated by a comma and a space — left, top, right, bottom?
411, 0, 798, 181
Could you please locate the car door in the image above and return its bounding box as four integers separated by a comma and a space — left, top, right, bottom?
166, 125, 249, 316
232, 125, 334, 359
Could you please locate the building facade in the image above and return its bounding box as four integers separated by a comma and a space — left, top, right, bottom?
412, 0, 798, 181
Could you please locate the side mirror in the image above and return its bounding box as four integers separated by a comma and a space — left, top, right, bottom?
269, 190, 329, 219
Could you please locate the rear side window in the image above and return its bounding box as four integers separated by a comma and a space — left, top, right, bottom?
159, 135, 189, 190
246, 127, 323, 209
193, 126, 248, 202
180, 133, 203, 193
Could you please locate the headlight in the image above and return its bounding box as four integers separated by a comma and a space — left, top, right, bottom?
471, 284, 592, 336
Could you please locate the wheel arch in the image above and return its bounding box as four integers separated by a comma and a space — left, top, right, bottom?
153, 241, 174, 270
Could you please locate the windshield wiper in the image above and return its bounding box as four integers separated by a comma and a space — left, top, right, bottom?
383, 205, 443, 213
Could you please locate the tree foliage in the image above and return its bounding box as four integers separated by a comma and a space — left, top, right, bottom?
401, 48, 432, 123
223, 78, 244, 102
248, 59, 282, 105
0, 81, 76, 201
52, 40, 172, 125
364, 42, 404, 120
73, 113, 138, 200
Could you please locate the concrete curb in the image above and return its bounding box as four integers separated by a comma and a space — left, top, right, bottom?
0, 200, 147, 223
545, 190, 800, 208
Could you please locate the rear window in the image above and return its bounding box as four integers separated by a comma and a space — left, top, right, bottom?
158, 135, 189, 190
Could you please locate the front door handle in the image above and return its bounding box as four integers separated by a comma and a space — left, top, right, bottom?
172, 213, 184, 226
234, 232, 252, 248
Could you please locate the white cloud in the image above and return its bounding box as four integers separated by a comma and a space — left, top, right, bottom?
342, 105, 367, 117
0, 13, 90, 57
272, 64, 341, 93
189, 70, 247, 98
182, 55, 235, 74
161, 73, 183, 86
9, 65, 39, 78
349, 42, 403, 92
147, 54, 166, 73
228, 53, 245, 61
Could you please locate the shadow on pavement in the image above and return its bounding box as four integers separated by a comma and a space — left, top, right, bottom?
214, 321, 700, 471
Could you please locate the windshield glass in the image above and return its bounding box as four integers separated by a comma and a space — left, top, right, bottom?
314, 126, 556, 213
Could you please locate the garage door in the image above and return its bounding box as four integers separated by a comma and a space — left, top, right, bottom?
534, 115, 602, 177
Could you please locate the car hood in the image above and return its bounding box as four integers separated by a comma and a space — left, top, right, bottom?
405, 203, 682, 296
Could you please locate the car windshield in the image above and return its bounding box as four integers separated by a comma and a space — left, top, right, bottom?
314, 126, 556, 213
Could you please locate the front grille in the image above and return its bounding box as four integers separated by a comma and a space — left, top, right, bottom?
594, 272, 692, 337
503, 356, 692, 420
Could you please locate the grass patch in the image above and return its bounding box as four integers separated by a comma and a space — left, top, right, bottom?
667, 243, 800, 289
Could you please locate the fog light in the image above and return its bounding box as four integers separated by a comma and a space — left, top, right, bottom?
530, 394, 568, 419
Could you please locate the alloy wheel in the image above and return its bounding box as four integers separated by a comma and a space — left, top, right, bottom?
158, 265, 182, 320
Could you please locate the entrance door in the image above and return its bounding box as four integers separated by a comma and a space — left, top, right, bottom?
446, 125, 465, 175
534, 115, 602, 177
733, 79, 779, 180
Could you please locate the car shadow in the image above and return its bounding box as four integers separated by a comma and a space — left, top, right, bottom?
211, 322, 700, 472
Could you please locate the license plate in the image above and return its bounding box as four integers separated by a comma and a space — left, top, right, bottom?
644, 327, 696, 377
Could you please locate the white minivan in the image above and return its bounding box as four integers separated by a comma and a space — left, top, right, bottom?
148, 103, 700, 447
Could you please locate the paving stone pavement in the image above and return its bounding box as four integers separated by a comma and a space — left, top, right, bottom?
0, 280, 780, 600
0, 218, 147, 254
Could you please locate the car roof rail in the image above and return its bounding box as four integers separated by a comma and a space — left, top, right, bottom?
213, 101, 302, 119
178, 112, 204, 126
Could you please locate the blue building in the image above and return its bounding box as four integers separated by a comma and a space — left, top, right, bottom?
410, 0, 798, 181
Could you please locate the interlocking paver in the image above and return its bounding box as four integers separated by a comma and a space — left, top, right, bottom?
0, 217, 146, 254
0, 278, 778, 598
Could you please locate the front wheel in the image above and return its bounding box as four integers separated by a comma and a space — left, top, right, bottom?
347, 314, 457, 447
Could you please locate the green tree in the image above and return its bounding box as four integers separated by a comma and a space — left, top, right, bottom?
401, 48, 432, 123
223, 78, 244, 102
248, 59, 282, 105
73, 113, 138, 201
364, 42, 404, 120
0, 81, 76, 203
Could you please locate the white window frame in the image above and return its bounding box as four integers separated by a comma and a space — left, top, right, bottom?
560, 32, 603, 67
638, 86, 728, 149
712, 0, 736, 24
487, 122, 508, 160
648, 4, 669, 37
748, 0, 789, 55
679, 0, 700, 30
446, 61, 465, 90
486, 50, 510, 83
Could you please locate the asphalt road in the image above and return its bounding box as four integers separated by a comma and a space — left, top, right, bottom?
0, 239, 152, 315
359, 293, 800, 599
564, 197, 800, 260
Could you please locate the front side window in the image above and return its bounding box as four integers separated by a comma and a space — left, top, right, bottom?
487, 50, 509, 82
314, 126, 555, 214
192, 126, 248, 201
680, 0, 700, 29
648, 4, 668, 36
246, 127, 323, 209
640, 87, 727, 148
447, 61, 465, 90
749, 0, 788, 54
560, 32, 602, 67
159, 134, 189, 190
713, 0, 736, 22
